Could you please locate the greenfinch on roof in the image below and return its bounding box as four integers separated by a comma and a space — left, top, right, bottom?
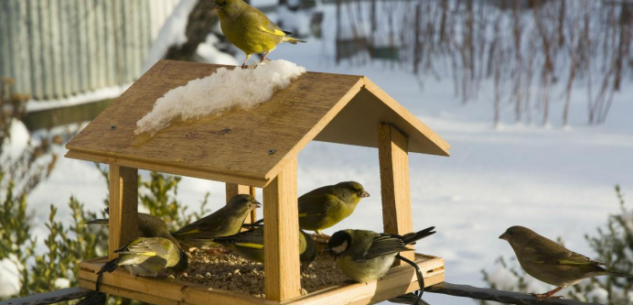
213, 0, 306, 68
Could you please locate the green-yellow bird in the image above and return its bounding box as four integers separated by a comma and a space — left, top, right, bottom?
207, 225, 317, 271
88, 211, 179, 246
500, 226, 633, 301
172, 194, 260, 241
96, 237, 187, 292
213, 0, 306, 68
299, 181, 370, 235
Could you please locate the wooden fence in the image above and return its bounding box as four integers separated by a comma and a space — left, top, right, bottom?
0, 0, 181, 101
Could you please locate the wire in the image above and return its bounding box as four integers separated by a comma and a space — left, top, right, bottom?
396, 253, 428, 305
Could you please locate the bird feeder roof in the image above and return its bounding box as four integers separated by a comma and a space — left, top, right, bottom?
66, 60, 450, 187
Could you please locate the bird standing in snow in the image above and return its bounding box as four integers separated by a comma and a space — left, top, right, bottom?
500, 226, 633, 301
213, 0, 306, 68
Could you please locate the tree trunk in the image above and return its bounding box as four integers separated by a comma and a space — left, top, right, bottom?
164, 0, 220, 61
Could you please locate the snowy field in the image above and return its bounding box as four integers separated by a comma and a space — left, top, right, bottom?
15, 3, 633, 305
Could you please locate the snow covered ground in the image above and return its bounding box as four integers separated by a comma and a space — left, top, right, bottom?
10, 2, 633, 304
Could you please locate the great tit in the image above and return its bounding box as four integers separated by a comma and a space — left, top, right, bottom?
323, 227, 435, 283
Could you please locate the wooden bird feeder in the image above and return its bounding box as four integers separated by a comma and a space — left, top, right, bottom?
66, 60, 451, 305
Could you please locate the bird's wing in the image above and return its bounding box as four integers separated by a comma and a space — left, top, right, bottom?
298, 194, 340, 217
173, 215, 223, 236
522, 237, 594, 265
116, 238, 164, 256
138, 214, 168, 235
195, 218, 225, 232
357, 233, 412, 261
214, 228, 264, 249
248, 10, 287, 37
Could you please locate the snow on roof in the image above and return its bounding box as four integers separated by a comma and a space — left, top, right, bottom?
135, 60, 306, 136
66, 60, 449, 187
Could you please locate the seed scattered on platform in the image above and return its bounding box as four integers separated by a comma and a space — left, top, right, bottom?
164, 250, 348, 298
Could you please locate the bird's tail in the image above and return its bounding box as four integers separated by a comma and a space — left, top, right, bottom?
87, 219, 109, 225
283, 37, 307, 44
96, 258, 119, 292
401, 226, 436, 245
605, 268, 633, 279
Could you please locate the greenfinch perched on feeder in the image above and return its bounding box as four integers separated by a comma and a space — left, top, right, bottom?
500, 226, 633, 301
172, 194, 260, 240
88, 212, 179, 246
212, 0, 306, 68
205, 225, 317, 271
96, 237, 188, 292
323, 227, 436, 283
298, 181, 370, 235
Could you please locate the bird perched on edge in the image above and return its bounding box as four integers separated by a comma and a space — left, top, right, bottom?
323, 227, 436, 283
500, 226, 633, 301
212, 0, 306, 68
204, 225, 317, 271
96, 237, 187, 292
298, 181, 370, 235
88, 211, 180, 246
172, 194, 260, 241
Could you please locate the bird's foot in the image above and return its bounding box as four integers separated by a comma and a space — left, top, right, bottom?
529, 293, 563, 302
240, 64, 249, 69
343, 279, 357, 284
314, 233, 332, 241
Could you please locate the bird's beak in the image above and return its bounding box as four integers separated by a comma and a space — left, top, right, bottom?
210, 2, 219, 12
499, 232, 509, 241
360, 191, 370, 198
322, 246, 332, 253
255, 201, 262, 208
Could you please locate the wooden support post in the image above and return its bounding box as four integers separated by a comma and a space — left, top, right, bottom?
108, 164, 138, 260
226, 183, 257, 224
263, 158, 300, 301
378, 123, 415, 263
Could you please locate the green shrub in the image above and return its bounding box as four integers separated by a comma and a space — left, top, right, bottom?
0, 167, 210, 301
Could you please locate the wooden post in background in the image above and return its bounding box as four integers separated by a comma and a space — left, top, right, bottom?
226, 183, 257, 224
378, 123, 415, 263
263, 158, 300, 301
108, 165, 138, 260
